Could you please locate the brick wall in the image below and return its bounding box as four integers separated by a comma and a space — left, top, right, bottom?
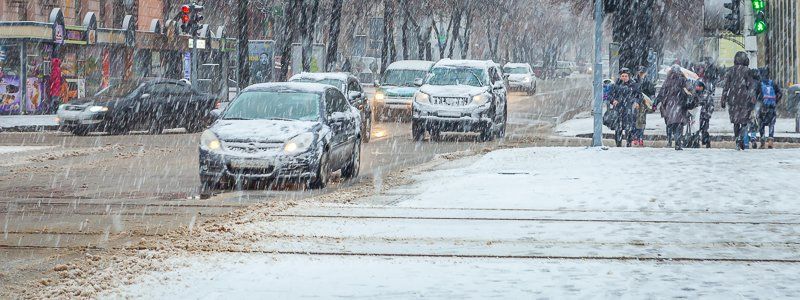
137, 0, 163, 31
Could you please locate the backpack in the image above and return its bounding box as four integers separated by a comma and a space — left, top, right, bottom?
761, 80, 777, 107
603, 108, 619, 130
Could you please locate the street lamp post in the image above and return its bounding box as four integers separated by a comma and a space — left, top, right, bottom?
592, 0, 604, 147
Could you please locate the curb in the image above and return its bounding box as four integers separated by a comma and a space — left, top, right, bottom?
574, 133, 800, 144
0, 125, 60, 133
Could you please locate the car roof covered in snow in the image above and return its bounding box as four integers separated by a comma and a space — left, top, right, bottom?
289, 72, 352, 82
433, 59, 496, 70
387, 60, 435, 71
241, 82, 332, 94
503, 63, 532, 68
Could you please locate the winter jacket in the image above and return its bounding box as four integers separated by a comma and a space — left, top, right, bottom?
610, 80, 642, 108
636, 94, 655, 129
656, 74, 691, 125
637, 76, 656, 98
697, 89, 714, 119
721, 52, 756, 124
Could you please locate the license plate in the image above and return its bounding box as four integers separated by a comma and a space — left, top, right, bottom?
438, 111, 462, 118
230, 159, 272, 169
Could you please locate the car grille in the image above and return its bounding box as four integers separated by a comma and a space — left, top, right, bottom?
431, 97, 469, 106
223, 141, 283, 153
228, 165, 275, 175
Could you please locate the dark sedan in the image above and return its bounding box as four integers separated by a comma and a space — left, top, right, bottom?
198, 82, 362, 198
56, 79, 217, 135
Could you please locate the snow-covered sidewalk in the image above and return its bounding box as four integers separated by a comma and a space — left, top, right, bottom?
0, 114, 58, 131
557, 109, 800, 141
55, 148, 800, 298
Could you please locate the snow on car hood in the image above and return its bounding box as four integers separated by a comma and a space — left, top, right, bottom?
419, 85, 489, 98
380, 86, 419, 97
211, 119, 320, 142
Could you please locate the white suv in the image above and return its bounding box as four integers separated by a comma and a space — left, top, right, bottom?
411, 59, 508, 142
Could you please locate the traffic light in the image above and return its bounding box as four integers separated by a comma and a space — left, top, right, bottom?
752, 0, 768, 35
176, 3, 204, 36
723, 0, 742, 35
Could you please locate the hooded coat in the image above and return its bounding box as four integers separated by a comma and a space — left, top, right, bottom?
656, 70, 691, 125
722, 52, 755, 124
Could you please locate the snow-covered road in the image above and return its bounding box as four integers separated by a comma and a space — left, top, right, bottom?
98, 147, 800, 298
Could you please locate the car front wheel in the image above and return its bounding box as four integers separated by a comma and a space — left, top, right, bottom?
362, 112, 372, 143
308, 151, 330, 189
412, 120, 425, 141
342, 140, 361, 179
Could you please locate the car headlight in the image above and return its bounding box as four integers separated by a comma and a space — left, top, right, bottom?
200, 130, 221, 151
471, 93, 490, 106
284, 132, 315, 154
414, 92, 430, 104
88, 105, 109, 112
58, 104, 67, 111
522, 77, 531, 83
374, 92, 385, 100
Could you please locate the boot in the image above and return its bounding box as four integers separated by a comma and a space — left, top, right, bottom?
638, 139, 644, 147
768, 138, 775, 149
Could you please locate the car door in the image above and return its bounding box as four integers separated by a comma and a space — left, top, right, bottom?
489, 67, 507, 122
325, 89, 347, 166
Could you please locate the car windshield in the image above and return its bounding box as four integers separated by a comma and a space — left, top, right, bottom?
94, 82, 142, 98
291, 78, 345, 91
426, 67, 486, 87
222, 91, 320, 121
382, 69, 428, 86
503, 67, 529, 74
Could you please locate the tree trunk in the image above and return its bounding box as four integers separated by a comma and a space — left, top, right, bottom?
325, 0, 343, 71
612, 0, 654, 71
460, 6, 472, 59
447, 8, 462, 59
301, 0, 320, 72
278, 0, 299, 81
237, 0, 250, 87
401, 0, 410, 60
381, 0, 395, 74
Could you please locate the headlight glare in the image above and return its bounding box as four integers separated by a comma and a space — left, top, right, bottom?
472, 94, 489, 105
284, 132, 315, 154
414, 92, 430, 104
200, 130, 221, 151
88, 105, 109, 112
522, 77, 531, 83
374, 92, 385, 100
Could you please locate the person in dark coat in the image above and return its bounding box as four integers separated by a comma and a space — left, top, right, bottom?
695, 80, 714, 148
633, 66, 656, 146
609, 68, 642, 147
721, 51, 756, 150
656, 65, 692, 150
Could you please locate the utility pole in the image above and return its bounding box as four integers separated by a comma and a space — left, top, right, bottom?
592, 0, 604, 147
238, 0, 250, 87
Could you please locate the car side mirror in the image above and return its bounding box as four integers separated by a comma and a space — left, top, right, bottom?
348, 91, 363, 100
492, 81, 504, 90
373, 80, 380, 87
413, 78, 423, 87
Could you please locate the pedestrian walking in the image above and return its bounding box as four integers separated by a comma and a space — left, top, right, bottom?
609, 68, 642, 147
656, 65, 693, 150
695, 80, 715, 148
756, 68, 782, 149
721, 51, 756, 150
633, 66, 656, 146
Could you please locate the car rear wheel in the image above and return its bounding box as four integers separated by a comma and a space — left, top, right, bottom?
199, 175, 219, 199
496, 105, 508, 139
342, 140, 361, 179
362, 113, 372, 143
308, 152, 330, 189
412, 120, 425, 141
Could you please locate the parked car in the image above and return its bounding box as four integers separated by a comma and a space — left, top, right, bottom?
411, 59, 508, 142
502, 62, 538, 95
198, 82, 362, 197
373, 60, 434, 118
56, 79, 217, 135
289, 72, 373, 142
556, 61, 577, 77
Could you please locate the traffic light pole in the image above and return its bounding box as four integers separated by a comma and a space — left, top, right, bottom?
191, 31, 198, 86
592, 0, 604, 147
